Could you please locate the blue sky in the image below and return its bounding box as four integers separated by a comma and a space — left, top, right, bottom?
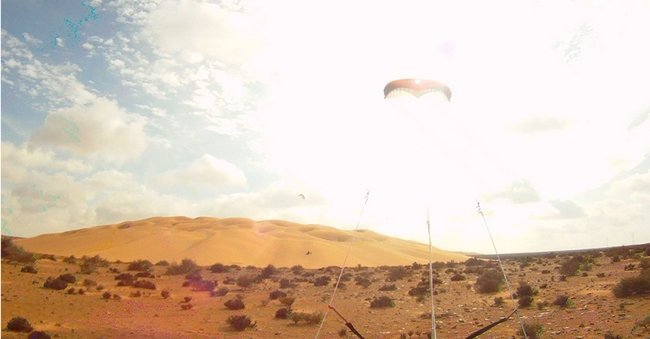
2, 0, 649, 254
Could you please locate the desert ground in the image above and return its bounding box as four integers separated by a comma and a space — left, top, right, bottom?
1, 218, 649, 338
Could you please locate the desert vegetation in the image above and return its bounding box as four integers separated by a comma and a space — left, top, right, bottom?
2, 242, 649, 337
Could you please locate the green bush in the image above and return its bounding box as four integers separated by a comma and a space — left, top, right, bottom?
518, 321, 543, 339
227, 315, 256, 331
370, 296, 395, 308
612, 269, 650, 297
7, 316, 33, 332
559, 255, 592, 276
475, 270, 503, 293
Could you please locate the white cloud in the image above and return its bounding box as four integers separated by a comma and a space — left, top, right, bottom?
544, 200, 586, 219
1, 142, 93, 181
488, 180, 541, 204
22, 32, 42, 45
30, 97, 148, 162
140, 0, 262, 66
153, 154, 247, 190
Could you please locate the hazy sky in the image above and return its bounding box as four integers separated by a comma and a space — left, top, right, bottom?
2, 0, 649, 254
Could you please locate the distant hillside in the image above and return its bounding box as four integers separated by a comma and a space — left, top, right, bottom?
15, 216, 466, 268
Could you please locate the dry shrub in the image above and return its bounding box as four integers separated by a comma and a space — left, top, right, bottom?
181, 303, 193, 310
227, 315, 256, 331
355, 276, 371, 288
279, 296, 295, 307
269, 290, 287, 300
28, 331, 51, 339
133, 280, 156, 290
161, 290, 170, 299
275, 307, 291, 319
21, 265, 38, 274
279, 278, 296, 289
450, 273, 466, 281
83, 279, 97, 287
518, 295, 533, 308
517, 282, 535, 297
612, 269, 650, 297
165, 259, 199, 275
236, 274, 256, 288
211, 287, 229, 297
260, 264, 277, 279
370, 296, 395, 308
128, 260, 153, 271
314, 276, 331, 287
379, 284, 397, 291
518, 321, 543, 339
1, 239, 36, 263
7, 316, 33, 332
553, 295, 571, 307
290, 311, 324, 325
387, 266, 409, 281
58, 273, 76, 283
225, 298, 245, 310
210, 263, 229, 273
44, 277, 68, 290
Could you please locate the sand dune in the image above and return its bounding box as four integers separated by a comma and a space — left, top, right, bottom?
15, 216, 466, 268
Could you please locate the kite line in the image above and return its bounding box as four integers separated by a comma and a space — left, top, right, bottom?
476, 201, 528, 339
315, 191, 370, 339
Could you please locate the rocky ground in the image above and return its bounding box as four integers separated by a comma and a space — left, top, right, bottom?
2, 245, 649, 338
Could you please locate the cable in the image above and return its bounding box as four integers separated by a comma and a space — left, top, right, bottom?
426, 210, 437, 339
476, 201, 528, 339
314, 191, 370, 339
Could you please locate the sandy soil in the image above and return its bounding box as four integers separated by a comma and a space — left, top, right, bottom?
2, 250, 649, 338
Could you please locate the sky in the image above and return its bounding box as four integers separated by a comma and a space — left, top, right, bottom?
1, 0, 649, 254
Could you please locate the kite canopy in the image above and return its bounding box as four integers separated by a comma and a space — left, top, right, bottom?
383, 79, 452, 101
